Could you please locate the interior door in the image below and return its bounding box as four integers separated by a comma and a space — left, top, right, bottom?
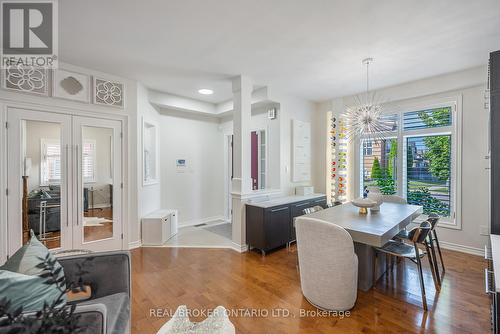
72, 117, 122, 251
7, 108, 73, 255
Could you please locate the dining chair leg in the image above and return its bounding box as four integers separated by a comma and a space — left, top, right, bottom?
427, 237, 441, 290
385, 253, 389, 273
424, 242, 440, 292
414, 244, 428, 311
433, 230, 445, 274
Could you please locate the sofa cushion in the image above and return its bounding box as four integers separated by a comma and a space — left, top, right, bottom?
0, 269, 65, 313
1, 231, 66, 282
79, 292, 129, 334
0, 230, 67, 307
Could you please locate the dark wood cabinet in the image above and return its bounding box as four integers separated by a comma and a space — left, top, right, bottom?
311, 197, 327, 208
491, 50, 500, 93
264, 206, 290, 250
246, 195, 327, 254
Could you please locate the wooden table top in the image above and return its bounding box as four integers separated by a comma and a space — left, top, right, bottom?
305, 202, 423, 247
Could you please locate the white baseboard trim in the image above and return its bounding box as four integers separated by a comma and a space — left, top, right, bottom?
147, 243, 248, 253
439, 241, 484, 257
178, 215, 226, 228
231, 242, 248, 253
128, 240, 142, 250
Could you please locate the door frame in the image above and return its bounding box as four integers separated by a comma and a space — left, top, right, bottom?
224, 134, 233, 223
0, 99, 129, 260
72, 116, 123, 252
6, 108, 75, 255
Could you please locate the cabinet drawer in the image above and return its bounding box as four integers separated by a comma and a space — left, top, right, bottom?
311, 197, 327, 208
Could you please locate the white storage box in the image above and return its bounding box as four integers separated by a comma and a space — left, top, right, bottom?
142, 209, 178, 246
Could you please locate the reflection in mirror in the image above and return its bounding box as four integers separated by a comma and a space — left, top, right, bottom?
82, 126, 114, 242
22, 120, 62, 249
251, 129, 266, 190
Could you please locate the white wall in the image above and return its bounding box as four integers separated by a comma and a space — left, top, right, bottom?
219, 96, 316, 197
159, 111, 225, 226
313, 66, 490, 253
276, 92, 316, 195
135, 84, 162, 239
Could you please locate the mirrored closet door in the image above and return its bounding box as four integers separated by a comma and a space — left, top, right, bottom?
7, 108, 123, 256
72, 117, 122, 252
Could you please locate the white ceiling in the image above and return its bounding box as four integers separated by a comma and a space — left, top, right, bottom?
60, 0, 500, 103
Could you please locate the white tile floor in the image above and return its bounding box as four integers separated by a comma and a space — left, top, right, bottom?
158, 221, 235, 250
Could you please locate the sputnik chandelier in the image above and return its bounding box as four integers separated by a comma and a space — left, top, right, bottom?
342, 58, 394, 141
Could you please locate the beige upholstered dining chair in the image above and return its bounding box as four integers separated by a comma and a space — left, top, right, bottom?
295, 217, 358, 311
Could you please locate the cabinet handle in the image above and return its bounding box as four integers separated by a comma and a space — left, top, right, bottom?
76, 144, 79, 226
271, 207, 288, 213
295, 202, 310, 207
65, 144, 69, 227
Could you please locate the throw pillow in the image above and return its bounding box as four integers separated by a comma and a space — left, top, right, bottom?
0, 270, 65, 313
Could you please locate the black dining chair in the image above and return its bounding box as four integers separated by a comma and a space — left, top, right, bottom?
373, 221, 439, 311
302, 205, 324, 215
427, 213, 445, 275
394, 213, 444, 290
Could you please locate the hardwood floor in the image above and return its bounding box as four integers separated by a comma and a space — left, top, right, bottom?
131, 246, 490, 334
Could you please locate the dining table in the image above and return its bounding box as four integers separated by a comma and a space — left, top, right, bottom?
305, 201, 423, 291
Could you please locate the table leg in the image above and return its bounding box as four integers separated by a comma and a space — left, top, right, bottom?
354, 242, 387, 292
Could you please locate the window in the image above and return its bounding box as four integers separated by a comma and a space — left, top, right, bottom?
404, 107, 453, 218
41, 139, 61, 186
82, 140, 96, 183
358, 104, 460, 226
361, 138, 398, 194
406, 135, 451, 217
362, 141, 373, 156
40, 139, 96, 185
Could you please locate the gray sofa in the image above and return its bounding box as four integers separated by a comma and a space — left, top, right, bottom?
61, 251, 131, 334
0, 251, 131, 334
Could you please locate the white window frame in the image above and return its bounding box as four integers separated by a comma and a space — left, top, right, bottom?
355, 95, 463, 230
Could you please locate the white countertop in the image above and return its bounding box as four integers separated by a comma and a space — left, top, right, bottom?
490, 235, 500, 292
246, 193, 326, 208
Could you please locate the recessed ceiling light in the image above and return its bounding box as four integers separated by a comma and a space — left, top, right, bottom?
198, 89, 214, 95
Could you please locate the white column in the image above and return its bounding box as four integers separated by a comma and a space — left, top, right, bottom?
231, 75, 253, 248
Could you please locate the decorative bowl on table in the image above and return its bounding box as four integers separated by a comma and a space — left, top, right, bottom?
351, 197, 377, 214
